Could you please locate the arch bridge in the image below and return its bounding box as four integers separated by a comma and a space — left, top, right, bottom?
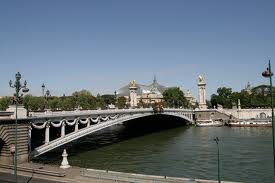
0, 108, 194, 161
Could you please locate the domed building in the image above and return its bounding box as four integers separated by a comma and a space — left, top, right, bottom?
117, 76, 196, 107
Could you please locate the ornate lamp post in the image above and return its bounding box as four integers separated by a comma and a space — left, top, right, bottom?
262, 60, 275, 175
9, 72, 29, 183
45, 89, 50, 109
114, 90, 117, 106
214, 137, 221, 183
41, 83, 45, 96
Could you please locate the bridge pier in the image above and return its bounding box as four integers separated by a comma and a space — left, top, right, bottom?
0, 121, 29, 165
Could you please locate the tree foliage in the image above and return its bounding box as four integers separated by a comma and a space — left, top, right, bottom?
0, 89, 116, 111
0, 97, 10, 110
117, 96, 126, 109
101, 94, 115, 105
0, 89, 116, 112
71, 90, 95, 110
211, 87, 233, 108
162, 87, 190, 108
23, 95, 45, 111
211, 85, 275, 109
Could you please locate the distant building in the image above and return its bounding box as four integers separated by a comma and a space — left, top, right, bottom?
185, 90, 197, 107
241, 83, 272, 96
117, 76, 196, 107
242, 82, 253, 94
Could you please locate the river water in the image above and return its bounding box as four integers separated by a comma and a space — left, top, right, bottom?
35, 116, 275, 183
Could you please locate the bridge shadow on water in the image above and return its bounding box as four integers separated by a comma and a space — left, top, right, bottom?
32, 114, 190, 164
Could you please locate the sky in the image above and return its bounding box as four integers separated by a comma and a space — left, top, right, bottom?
0, 0, 274, 100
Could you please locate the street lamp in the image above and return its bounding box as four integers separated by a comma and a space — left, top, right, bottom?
262, 60, 275, 175
45, 89, 50, 109
41, 83, 45, 96
214, 137, 221, 183
9, 72, 29, 183
114, 90, 117, 106
46, 89, 50, 98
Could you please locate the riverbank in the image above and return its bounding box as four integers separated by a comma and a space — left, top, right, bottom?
0, 162, 240, 183
0, 162, 114, 183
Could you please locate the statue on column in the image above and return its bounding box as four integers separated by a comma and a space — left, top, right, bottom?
129, 80, 138, 108
129, 80, 137, 88
198, 75, 207, 110
198, 75, 205, 84
10, 93, 24, 105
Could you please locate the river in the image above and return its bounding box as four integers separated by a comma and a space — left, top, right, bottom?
35, 117, 275, 183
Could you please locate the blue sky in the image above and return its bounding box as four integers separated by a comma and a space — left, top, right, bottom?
0, 0, 274, 99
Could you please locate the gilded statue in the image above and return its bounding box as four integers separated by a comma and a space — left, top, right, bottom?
129, 80, 137, 88
198, 75, 204, 83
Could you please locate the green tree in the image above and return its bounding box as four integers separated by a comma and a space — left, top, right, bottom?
23, 94, 32, 111
117, 96, 126, 109
96, 94, 106, 109
210, 85, 274, 109
48, 97, 60, 110
101, 94, 115, 105
217, 87, 232, 98
211, 87, 233, 108
72, 90, 96, 110
24, 96, 45, 111
0, 97, 10, 110
162, 87, 189, 108
59, 97, 75, 110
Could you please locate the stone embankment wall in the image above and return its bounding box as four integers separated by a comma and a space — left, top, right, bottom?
223, 109, 271, 120
194, 109, 233, 122
195, 108, 272, 122
0, 120, 29, 164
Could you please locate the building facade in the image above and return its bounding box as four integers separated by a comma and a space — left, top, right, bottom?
117, 76, 196, 107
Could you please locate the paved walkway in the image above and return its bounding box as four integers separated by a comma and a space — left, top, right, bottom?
0, 172, 61, 183
0, 162, 117, 183
0, 162, 240, 183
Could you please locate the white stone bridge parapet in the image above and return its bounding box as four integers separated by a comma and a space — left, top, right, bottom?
28, 108, 194, 158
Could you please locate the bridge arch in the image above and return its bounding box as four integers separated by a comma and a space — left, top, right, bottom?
31, 113, 152, 157
31, 110, 193, 157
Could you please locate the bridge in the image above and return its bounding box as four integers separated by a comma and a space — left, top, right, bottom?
0, 108, 193, 164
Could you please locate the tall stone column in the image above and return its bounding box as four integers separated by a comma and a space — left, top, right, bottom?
198, 75, 207, 110
129, 80, 138, 108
